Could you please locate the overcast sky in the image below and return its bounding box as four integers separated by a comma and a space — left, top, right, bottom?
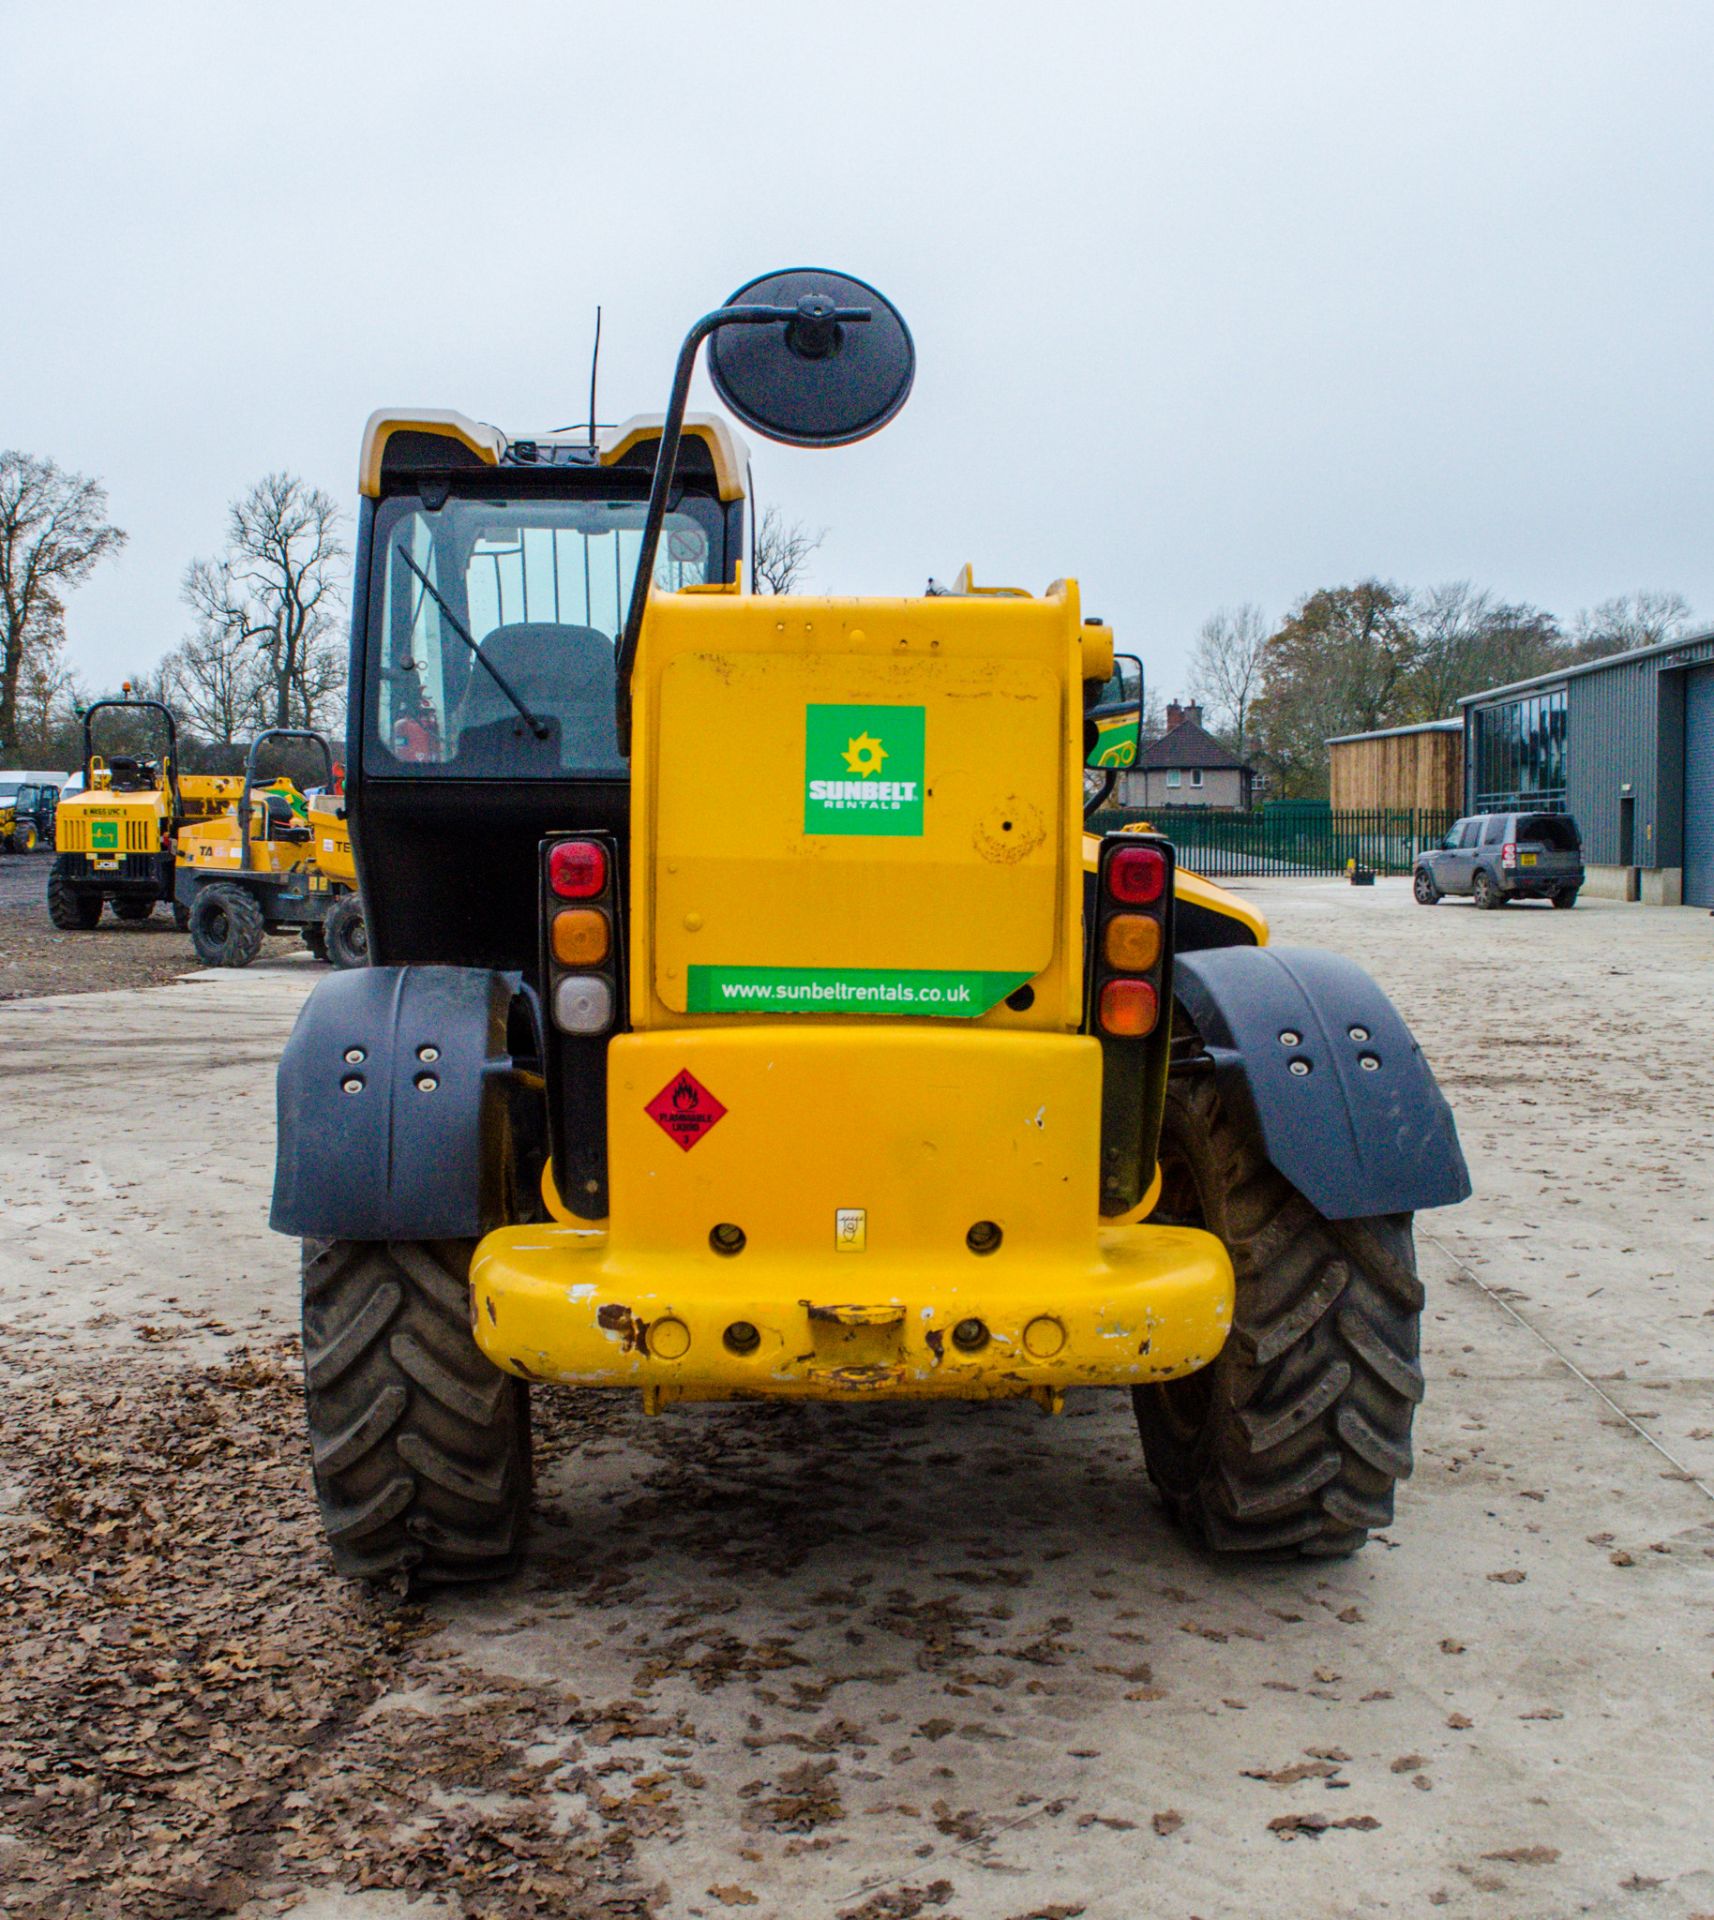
7, 1, 1713, 700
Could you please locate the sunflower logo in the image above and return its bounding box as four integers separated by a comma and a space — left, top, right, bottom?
842, 732, 887, 779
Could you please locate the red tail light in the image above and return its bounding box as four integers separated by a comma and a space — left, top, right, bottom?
549, 840, 608, 898
1099, 977, 1159, 1036
1107, 844, 1166, 905
1501, 841, 1517, 868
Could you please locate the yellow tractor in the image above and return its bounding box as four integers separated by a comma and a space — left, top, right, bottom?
49, 696, 241, 929
175, 729, 367, 968
273, 271, 1469, 1585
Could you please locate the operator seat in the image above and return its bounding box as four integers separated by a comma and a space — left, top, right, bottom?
450, 622, 621, 770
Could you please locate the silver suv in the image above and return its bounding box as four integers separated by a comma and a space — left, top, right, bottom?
1414, 812, 1584, 910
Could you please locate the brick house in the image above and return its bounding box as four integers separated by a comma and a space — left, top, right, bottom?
1118, 702, 1254, 809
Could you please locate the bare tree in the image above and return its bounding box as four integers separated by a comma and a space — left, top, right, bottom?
1411, 582, 1563, 716
189, 473, 347, 730
752, 507, 826, 594
0, 451, 126, 753
1188, 603, 1268, 762
1568, 590, 1693, 662
158, 559, 274, 745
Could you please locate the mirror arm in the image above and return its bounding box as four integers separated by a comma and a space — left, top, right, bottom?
614, 300, 870, 755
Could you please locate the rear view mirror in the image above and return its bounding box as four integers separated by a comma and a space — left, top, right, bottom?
708, 268, 915, 448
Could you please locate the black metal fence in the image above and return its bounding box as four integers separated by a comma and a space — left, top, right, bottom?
1089, 804, 1456, 878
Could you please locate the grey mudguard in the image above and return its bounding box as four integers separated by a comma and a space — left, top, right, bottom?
1174, 945, 1471, 1220
271, 966, 541, 1240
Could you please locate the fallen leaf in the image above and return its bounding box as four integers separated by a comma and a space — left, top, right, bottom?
1487, 1570, 1526, 1585
1390, 1753, 1427, 1773
1446, 1713, 1473, 1730
708, 1888, 760, 1908
1440, 1639, 1466, 1655
1483, 1847, 1560, 1866
1152, 1809, 1183, 1836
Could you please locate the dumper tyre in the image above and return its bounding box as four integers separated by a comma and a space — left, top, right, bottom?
47, 858, 103, 929
173, 901, 191, 932
113, 898, 155, 923
301, 1239, 531, 1585
1133, 1060, 1423, 1560
189, 883, 266, 967
302, 922, 329, 961
324, 893, 368, 970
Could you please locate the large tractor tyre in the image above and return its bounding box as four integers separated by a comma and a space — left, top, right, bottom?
301, 923, 329, 962
301, 1239, 531, 1585
1133, 1064, 1424, 1560
188, 884, 267, 968
11, 822, 40, 854
1411, 868, 1441, 905
1472, 869, 1502, 910
323, 893, 369, 970
47, 859, 103, 930
112, 898, 156, 923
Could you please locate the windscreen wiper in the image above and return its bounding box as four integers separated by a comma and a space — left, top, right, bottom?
395, 550, 551, 740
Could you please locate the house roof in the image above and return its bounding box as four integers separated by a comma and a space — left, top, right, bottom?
1137, 718, 1251, 772
1325, 718, 1464, 745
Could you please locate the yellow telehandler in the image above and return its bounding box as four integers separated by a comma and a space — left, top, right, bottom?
273, 272, 1468, 1585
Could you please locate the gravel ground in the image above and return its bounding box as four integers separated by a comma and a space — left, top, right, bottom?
0, 854, 301, 999
1, 882, 1710, 1920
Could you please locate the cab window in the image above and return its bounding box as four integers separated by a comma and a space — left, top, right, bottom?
366, 490, 725, 779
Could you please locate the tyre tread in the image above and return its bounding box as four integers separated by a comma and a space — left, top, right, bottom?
301, 1239, 529, 1586
1134, 1048, 1424, 1561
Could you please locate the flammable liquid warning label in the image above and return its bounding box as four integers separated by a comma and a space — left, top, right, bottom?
645, 1068, 728, 1152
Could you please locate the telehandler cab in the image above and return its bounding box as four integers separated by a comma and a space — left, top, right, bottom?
49, 695, 242, 930
274, 269, 1469, 1585
175, 728, 367, 968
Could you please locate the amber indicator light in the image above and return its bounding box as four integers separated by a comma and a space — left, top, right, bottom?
551, 907, 611, 966
1103, 913, 1161, 973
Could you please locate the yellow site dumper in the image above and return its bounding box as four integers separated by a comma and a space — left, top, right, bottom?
272, 271, 1469, 1586
173, 729, 367, 967
49, 693, 242, 929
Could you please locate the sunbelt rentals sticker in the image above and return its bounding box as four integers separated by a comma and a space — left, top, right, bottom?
803, 703, 925, 837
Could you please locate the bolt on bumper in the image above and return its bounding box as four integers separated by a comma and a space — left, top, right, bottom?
469, 1218, 1234, 1405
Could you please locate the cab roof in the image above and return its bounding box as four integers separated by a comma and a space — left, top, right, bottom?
358, 409, 748, 503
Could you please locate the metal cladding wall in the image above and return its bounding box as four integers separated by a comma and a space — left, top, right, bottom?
1684, 666, 1714, 907
1567, 656, 1661, 867
1468, 632, 1714, 873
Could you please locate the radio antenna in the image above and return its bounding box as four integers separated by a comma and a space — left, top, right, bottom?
587, 306, 602, 450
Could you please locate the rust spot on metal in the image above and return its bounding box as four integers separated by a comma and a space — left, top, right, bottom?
596, 1303, 645, 1352
485, 1295, 497, 1325
925, 1327, 945, 1363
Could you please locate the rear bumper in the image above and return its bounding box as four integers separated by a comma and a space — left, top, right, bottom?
1500, 869, 1582, 895
470, 1216, 1233, 1402
471, 1023, 1233, 1402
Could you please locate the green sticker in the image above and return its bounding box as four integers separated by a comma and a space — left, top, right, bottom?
688, 964, 1029, 1018
90, 821, 119, 850
804, 703, 925, 837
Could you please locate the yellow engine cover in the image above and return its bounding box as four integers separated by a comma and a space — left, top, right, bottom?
631, 586, 1098, 1032
56, 790, 167, 858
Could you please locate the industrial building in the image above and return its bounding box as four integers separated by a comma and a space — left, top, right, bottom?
1458, 629, 1714, 906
